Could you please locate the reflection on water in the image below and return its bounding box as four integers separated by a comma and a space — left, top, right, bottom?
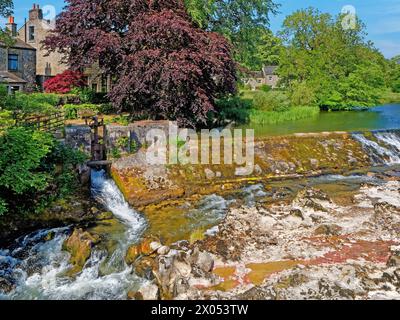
241, 104, 400, 137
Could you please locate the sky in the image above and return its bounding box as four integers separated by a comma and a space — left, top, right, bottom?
4, 0, 400, 58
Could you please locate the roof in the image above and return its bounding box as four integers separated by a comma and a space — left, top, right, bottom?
262, 66, 278, 76
0, 38, 36, 51
0, 71, 27, 84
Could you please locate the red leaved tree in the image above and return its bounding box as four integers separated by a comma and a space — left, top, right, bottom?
44, 0, 237, 126
44, 70, 86, 94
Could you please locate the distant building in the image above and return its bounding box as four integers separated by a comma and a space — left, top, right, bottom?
243, 65, 279, 90
0, 17, 36, 93
17, 4, 67, 90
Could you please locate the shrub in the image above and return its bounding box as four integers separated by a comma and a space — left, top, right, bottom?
0, 127, 86, 216
259, 84, 272, 93
63, 103, 99, 119
44, 70, 86, 94
290, 81, 317, 106
253, 91, 290, 112
213, 96, 253, 125
4, 92, 60, 115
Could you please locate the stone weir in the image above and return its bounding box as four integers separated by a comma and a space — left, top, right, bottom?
110, 129, 400, 208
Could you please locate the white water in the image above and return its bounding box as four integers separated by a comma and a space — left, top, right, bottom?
353, 131, 400, 165
0, 170, 147, 300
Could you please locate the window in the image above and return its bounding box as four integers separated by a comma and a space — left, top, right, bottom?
8, 54, 18, 71
29, 26, 35, 41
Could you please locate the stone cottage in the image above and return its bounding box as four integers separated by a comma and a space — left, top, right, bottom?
0, 17, 36, 93
17, 4, 67, 90
243, 65, 279, 90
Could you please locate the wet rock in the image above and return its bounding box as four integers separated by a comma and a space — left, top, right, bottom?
254, 164, 263, 175
62, 228, 100, 276
134, 256, 156, 280
126, 245, 141, 265
195, 251, 214, 273
150, 242, 162, 252
310, 159, 319, 169
157, 246, 170, 256
314, 224, 343, 236
0, 277, 15, 294
44, 231, 55, 242
374, 202, 400, 216
127, 290, 143, 300
138, 283, 160, 300
204, 168, 215, 180
387, 253, 400, 267
97, 211, 113, 220
290, 209, 304, 220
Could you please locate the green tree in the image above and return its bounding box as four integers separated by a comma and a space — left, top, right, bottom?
255, 29, 283, 68
185, 0, 279, 69
0, 0, 13, 45
278, 7, 389, 110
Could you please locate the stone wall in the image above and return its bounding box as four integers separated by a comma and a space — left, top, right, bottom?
105, 120, 173, 157
65, 125, 92, 156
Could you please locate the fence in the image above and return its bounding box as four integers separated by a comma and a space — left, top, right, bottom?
14, 111, 65, 133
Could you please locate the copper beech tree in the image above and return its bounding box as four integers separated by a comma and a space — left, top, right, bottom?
44, 0, 237, 126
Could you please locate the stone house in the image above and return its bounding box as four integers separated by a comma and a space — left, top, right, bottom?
243, 65, 279, 90
17, 4, 67, 90
0, 17, 36, 93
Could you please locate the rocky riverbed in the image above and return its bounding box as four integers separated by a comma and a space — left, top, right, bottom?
126, 173, 400, 300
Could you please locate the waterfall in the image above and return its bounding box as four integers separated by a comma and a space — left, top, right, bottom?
352, 130, 400, 165
0, 170, 147, 300
91, 169, 147, 242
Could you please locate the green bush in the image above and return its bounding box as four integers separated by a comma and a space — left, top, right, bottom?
259, 84, 272, 93
4, 92, 60, 115
63, 103, 99, 119
213, 96, 253, 125
0, 127, 86, 216
98, 103, 114, 115
252, 91, 290, 112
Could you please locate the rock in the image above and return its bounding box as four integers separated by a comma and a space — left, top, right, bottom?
290, 209, 304, 220
387, 253, 400, 267
150, 242, 162, 252
125, 245, 141, 265
310, 159, 319, 169
62, 229, 100, 276
314, 224, 343, 236
0, 277, 15, 294
204, 168, 215, 180
134, 256, 156, 280
138, 283, 160, 300
97, 211, 113, 220
374, 202, 400, 216
127, 290, 143, 300
254, 164, 263, 175
157, 246, 170, 256
196, 251, 214, 273
90, 207, 100, 215
44, 231, 55, 242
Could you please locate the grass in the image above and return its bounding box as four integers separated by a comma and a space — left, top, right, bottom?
379, 90, 400, 104
249, 106, 320, 125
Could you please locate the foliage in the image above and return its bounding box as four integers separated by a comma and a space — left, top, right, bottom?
0, 84, 8, 108
0, 0, 13, 45
289, 81, 316, 106
0, 127, 86, 216
185, 0, 279, 69
63, 103, 99, 119
254, 29, 283, 69
259, 84, 272, 93
249, 106, 319, 124
44, 70, 86, 94
71, 87, 109, 104
4, 92, 59, 116
44, 0, 237, 127
252, 90, 290, 112
213, 96, 252, 125
277, 7, 390, 110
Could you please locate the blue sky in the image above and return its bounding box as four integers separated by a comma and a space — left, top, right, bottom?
5, 0, 400, 58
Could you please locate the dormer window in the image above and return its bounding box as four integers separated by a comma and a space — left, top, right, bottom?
29, 26, 35, 41
8, 54, 18, 71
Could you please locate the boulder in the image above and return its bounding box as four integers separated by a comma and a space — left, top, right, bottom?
138, 283, 160, 300
62, 228, 100, 276
196, 251, 214, 273
314, 224, 343, 236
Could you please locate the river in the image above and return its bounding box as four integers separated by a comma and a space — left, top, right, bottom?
241, 104, 400, 137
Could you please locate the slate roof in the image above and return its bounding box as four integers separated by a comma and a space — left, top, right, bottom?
0, 38, 36, 51
262, 66, 278, 76
0, 71, 27, 84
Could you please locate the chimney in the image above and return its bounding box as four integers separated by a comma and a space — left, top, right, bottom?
29, 3, 43, 21
6, 16, 17, 37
